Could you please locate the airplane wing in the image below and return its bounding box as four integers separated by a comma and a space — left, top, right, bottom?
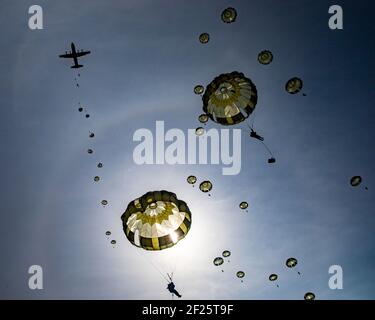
75, 50, 91, 57
59, 52, 74, 58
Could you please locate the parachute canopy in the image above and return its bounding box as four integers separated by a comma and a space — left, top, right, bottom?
286, 257, 298, 268
198, 114, 209, 124
101, 200, 108, 206
304, 292, 315, 300
199, 181, 212, 193
285, 77, 303, 94
105, 231, 111, 236
236, 271, 245, 278
221, 7, 237, 23
110, 240, 116, 245
203, 71, 258, 125
94, 176, 100, 182
121, 190, 192, 251
213, 257, 224, 266
194, 85, 204, 95
222, 250, 231, 258
269, 274, 278, 281
195, 127, 205, 136
239, 201, 248, 210
89, 132, 95, 138
87, 149, 93, 154
199, 33, 210, 44
187, 175, 197, 185
350, 176, 362, 187
258, 50, 273, 65
97, 162, 103, 168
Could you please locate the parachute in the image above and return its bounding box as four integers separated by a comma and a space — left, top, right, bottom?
195, 127, 205, 136
110, 240, 116, 245
222, 250, 231, 258
194, 85, 204, 95
285, 77, 303, 94
202, 71, 258, 125
187, 175, 197, 185
304, 292, 315, 300
213, 257, 224, 266
87, 149, 93, 154
199, 33, 210, 44
286, 257, 298, 268
85, 114, 90, 118
269, 274, 278, 281
198, 114, 209, 124
101, 200, 108, 206
258, 50, 273, 65
97, 163, 103, 168
239, 202, 248, 210
199, 181, 212, 193
221, 7, 237, 23
105, 231, 111, 236
236, 271, 245, 282
121, 191, 192, 251
94, 176, 100, 182
350, 176, 362, 187
78, 107, 83, 112
89, 132, 95, 138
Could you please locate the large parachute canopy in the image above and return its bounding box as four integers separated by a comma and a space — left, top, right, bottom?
121, 191, 192, 251
203, 72, 258, 125
199, 181, 212, 193
187, 175, 197, 185
213, 257, 224, 266
239, 202, 248, 210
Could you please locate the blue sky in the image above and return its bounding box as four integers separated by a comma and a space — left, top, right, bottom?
0, 0, 374, 299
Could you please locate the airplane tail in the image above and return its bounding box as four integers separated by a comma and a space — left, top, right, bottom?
71, 64, 83, 69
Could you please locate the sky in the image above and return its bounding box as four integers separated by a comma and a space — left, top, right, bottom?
0, 0, 374, 299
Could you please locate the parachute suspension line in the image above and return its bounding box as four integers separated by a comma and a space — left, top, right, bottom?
134, 249, 170, 284
260, 140, 274, 157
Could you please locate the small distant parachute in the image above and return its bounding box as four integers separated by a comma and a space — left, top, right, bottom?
94, 176, 100, 182
110, 240, 116, 245
198, 114, 209, 124
350, 176, 362, 187
78, 107, 83, 112
199, 181, 212, 193
87, 149, 93, 154
89, 132, 95, 138
286, 257, 298, 268
121, 191, 192, 251
269, 274, 278, 281
214, 257, 224, 272
97, 163, 103, 168
195, 127, 205, 136
239, 202, 248, 210
105, 231, 111, 236
258, 50, 273, 65
304, 292, 315, 300
221, 7, 237, 23
194, 85, 204, 95
199, 33, 210, 44
187, 175, 197, 185
203, 72, 258, 126
286, 257, 301, 275
269, 274, 279, 287
236, 271, 245, 282
101, 200, 108, 206
222, 250, 231, 258
285, 77, 303, 94
85, 114, 90, 118
214, 257, 224, 266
